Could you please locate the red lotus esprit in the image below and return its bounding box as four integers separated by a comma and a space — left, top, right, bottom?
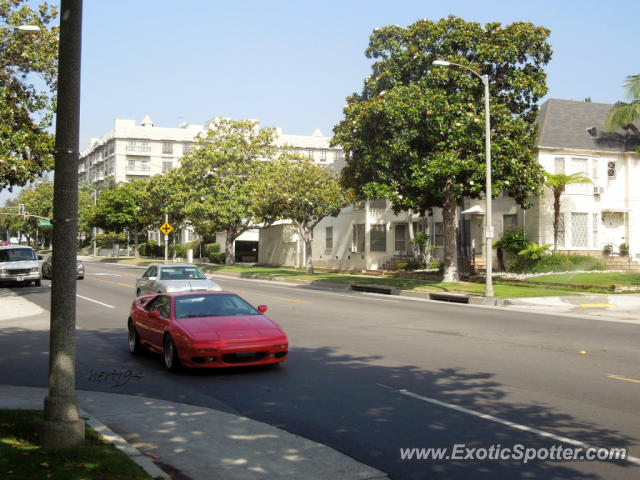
127, 291, 289, 371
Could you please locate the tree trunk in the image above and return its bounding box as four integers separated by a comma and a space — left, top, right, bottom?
407, 209, 415, 258
134, 226, 139, 258
442, 189, 459, 283
224, 229, 236, 265
172, 233, 177, 261
300, 224, 314, 274
552, 190, 561, 251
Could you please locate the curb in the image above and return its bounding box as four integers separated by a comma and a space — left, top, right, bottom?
80, 409, 170, 480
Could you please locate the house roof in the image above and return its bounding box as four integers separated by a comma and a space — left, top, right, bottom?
536, 98, 639, 153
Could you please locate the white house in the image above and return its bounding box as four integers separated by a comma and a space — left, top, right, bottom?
259, 98, 640, 270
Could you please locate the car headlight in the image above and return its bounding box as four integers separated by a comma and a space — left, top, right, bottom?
30, 267, 39, 273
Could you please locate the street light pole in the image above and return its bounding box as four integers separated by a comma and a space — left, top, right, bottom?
433, 60, 494, 297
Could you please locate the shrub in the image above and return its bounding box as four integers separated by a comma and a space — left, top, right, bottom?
508, 253, 607, 273
602, 244, 613, 257
494, 228, 531, 253
208, 252, 226, 264
95, 232, 126, 249
404, 260, 426, 271
620, 243, 629, 257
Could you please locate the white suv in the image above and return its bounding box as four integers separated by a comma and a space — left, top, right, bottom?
0, 246, 42, 287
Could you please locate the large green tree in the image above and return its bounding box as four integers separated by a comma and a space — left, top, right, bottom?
0, 0, 59, 191
90, 179, 151, 257
179, 119, 277, 265
333, 16, 551, 282
605, 74, 640, 153
256, 156, 350, 274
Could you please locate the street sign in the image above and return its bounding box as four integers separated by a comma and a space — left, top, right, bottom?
160, 221, 173, 236
39, 221, 51, 226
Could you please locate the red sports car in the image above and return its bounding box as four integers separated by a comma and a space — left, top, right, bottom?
128, 291, 289, 371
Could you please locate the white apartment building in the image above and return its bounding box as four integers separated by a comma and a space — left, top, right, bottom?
78, 116, 346, 259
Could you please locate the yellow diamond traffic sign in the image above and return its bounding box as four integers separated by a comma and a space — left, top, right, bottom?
160, 221, 173, 236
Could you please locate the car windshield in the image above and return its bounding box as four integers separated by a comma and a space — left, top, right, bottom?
174, 294, 259, 319
159, 266, 206, 281
0, 248, 36, 262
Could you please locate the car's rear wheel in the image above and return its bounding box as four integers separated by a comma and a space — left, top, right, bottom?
164, 335, 181, 372
128, 321, 142, 354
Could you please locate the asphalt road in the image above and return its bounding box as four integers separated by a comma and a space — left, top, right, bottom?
1, 260, 639, 479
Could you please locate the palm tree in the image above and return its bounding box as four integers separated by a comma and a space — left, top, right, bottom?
605, 74, 640, 152
544, 172, 593, 251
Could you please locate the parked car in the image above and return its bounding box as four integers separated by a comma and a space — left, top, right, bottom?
41, 255, 85, 280
135, 264, 221, 296
0, 245, 41, 286
127, 291, 289, 371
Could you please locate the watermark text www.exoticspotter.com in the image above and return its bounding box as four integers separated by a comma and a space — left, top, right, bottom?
400, 444, 628, 464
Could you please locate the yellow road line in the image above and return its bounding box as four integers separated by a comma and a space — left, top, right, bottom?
580, 304, 616, 308
607, 374, 640, 384
88, 277, 135, 289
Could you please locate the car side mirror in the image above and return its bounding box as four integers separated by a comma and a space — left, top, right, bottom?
149, 310, 161, 319
257, 305, 268, 314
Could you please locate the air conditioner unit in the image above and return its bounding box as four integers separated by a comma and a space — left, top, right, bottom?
593, 186, 604, 195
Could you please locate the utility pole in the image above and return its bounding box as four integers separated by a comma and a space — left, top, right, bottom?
39, 0, 85, 448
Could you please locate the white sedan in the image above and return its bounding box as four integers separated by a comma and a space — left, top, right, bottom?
136, 264, 221, 296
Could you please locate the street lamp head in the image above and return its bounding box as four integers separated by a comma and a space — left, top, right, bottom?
17, 25, 40, 32
432, 60, 451, 66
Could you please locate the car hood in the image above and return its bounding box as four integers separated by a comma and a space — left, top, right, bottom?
0, 260, 39, 269
177, 315, 285, 342
160, 279, 221, 292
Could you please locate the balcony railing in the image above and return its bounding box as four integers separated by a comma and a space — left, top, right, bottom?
126, 145, 151, 153
126, 165, 151, 175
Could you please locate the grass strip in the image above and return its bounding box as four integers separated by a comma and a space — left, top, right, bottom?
0, 409, 154, 480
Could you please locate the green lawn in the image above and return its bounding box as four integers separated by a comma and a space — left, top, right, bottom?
0, 409, 153, 480
201, 265, 588, 298
87, 259, 634, 298
516, 272, 640, 287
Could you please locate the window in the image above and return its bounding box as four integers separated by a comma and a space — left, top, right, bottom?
162, 142, 173, 154
503, 214, 518, 232
307, 149, 314, 160
554, 157, 565, 174
592, 158, 598, 181
370, 225, 387, 252
395, 224, 407, 254
434, 222, 444, 247
592, 213, 598, 249
571, 213, 588, 248
162, 161, 173, 173
557, 214, 565, 248
353, 201, 365, 211
319, 150, 327, 162
370, 198, 386, 210
570, 158, 590, 194
325, 227, 333, 250
182, 143, 191, 156
352, 224, 365, 252
607, 161, 616, 179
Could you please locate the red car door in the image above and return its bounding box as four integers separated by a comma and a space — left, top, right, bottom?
146, 295, 172, 348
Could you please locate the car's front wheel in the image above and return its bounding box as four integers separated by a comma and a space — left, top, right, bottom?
128, 321, 142, 355
163, 335, 181, 372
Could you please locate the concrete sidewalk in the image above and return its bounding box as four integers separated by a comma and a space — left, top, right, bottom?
0, 385, 388, 480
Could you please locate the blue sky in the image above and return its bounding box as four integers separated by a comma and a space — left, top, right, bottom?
2, 0, 639, 203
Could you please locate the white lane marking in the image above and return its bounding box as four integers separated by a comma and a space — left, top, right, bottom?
76, 294, 115, 309
88, 273, 122, 277
395, 388, 640, 466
